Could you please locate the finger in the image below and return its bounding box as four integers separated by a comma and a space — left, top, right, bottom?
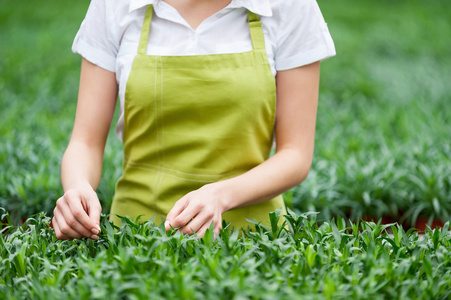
86, 198, 102, 233
52, 215, 69, 240
200, 219, 222, 239
166, 198, 187, 221
64, 191, 100, 234
165, 199, 188, 230
213, 223, 221, 239
53, 207, 70, 240
59, 199, 94, 238
196, 221, 215, 238
53, 211, 82, 240
169, 202, 200, 230
180, 212, 210, 235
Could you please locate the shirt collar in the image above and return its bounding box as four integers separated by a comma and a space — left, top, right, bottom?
129, 0, 272, 17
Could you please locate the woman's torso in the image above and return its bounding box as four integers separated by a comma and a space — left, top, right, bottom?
71, 0, 335, 228
72, 0, 336, 141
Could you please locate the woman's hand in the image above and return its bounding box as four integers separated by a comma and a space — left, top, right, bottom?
52, 58, 116, 241
52, 183, 102, 240
164, 183, 227, 237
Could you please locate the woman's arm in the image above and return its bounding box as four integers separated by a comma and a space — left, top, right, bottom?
165, 61, 320, 237
52, 58, 117, 240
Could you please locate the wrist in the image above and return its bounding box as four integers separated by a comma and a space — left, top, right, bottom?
63, 180, 95, 193
207, 179, 241, 213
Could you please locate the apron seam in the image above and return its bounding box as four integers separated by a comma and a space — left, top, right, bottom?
152, 55, 161, 210
123, 156, 240, 178
127, 165, 218, 183
155, 56, 165, 209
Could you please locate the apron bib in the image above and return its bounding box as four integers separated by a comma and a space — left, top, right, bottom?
111, 5, 286, 230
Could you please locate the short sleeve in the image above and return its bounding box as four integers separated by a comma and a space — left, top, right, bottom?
72, 0, 118, 72
274, 0, 336, 71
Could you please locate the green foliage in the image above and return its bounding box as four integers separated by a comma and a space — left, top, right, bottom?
1, 208, 451, 299
0, 1, 450, 226
288, 0, 451, 226
0, 0, 121, 223
1, 1, 450, 297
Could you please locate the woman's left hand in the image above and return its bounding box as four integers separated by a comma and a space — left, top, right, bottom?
164, 183, 228, 237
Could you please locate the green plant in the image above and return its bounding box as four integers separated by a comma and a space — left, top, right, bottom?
1, 207, 451, 299
0, 0, 450, 238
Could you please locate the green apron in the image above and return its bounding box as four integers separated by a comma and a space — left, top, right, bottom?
110, 5, 286, 231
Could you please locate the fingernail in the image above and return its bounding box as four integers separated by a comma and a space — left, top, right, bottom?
164, 221, 170, 228
91, 235, 99, 240
91, 228, 99, 235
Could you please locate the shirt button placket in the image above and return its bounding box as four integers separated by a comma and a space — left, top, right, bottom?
190, 31, 199, 54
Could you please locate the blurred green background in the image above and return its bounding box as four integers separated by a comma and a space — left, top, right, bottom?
0, 0, 450, 226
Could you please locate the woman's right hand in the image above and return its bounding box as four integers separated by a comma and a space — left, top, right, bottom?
52, 58, 117, 240
52, 184, 102, 240
52, 58, 117, 241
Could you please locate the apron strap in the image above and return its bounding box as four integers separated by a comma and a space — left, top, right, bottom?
247, 11, 265, 51
138, 5, 154, 55
138, 6, 264, 54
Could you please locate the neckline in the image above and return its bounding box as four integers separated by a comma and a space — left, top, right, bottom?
160, 0, 233, 31
137, 5, 265, 56
128, 0, 273, 17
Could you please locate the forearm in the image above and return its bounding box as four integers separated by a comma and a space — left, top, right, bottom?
164, 63, 319, 236
61, 140, 104, 192
53, 59, 117, 240
60, 58, 117, 193
218, 148, 311, 212
218, 62, 320, 212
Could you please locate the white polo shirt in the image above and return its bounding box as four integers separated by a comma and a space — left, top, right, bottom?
72, 0, 336, 140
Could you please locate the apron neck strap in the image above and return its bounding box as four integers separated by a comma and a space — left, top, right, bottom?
247, 11, 265, 51
138, 5, 265, 54
138, 5, 154, 55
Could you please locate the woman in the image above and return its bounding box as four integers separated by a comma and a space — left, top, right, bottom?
51, 0, 335, 240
